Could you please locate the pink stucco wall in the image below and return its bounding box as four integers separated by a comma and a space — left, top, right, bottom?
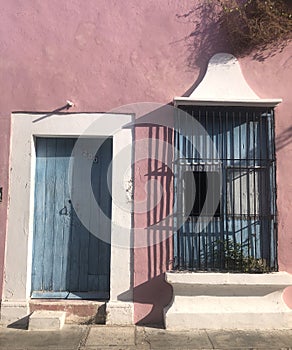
0, 0, 291, 323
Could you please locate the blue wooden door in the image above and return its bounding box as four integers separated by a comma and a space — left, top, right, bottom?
31, 137, 112, 299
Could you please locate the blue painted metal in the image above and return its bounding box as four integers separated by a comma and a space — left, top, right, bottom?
174, 107, 277, 271
31, 137, 112, 299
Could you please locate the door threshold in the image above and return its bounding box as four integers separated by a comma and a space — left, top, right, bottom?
31, 291, 109, 300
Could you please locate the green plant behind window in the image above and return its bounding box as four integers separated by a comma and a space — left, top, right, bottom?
214, 239, 270, 273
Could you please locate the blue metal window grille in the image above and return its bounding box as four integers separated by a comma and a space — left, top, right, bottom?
173, 106, 277, 272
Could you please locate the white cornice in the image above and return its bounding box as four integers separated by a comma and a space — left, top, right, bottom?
174, 53, 282, 108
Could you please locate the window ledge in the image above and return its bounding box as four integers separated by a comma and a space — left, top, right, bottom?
166, 271, 292, 287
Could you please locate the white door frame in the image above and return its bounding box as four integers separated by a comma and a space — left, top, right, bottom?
1, 112, 134, 324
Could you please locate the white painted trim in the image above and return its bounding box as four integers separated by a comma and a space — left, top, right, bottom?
26, 137, 37, 300
2, 112, 134, 324
174, 98, 282, 107
106, 301, 134, 325
166, 271, 292, 286
174, 53, 282, 108
0, 301, 28, 324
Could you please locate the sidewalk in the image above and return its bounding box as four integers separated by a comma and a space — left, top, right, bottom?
0, 324, 292, 349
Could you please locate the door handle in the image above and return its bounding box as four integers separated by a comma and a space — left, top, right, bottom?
59, 206, 68, 215
59, 199, 72, 215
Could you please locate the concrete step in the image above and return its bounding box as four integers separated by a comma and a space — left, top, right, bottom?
29, 300, 106, 324
28, 310, 66, 330
164, 272, 292, 330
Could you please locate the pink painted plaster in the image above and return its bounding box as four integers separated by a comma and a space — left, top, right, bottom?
0, 0, 291, 321
133, 117, 174, 325
0, 0, 201, 305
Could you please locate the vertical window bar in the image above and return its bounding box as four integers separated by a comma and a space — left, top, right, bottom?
198, 108, 201, 270
239, 110, 243, 270
219, 110, 224, 270
266, 109, 272, 268
252, 110, 257, 263
225, 110, 229, 270
259, 108, 264, 266
212, 110, 215, 269
198, 108, 201, 161
271, 110, 278, 270
268, 109, 276, 269
231, 110, 236, 270
184, 109, 188, 270
273, 110, 277, 270
246, 110, 251, 268
205, 109, 208, 270
175, 108, 180, 269
191, 109, 195, 270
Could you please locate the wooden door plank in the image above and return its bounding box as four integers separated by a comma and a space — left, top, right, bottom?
42, 138, 57, 291
52, 138, 72, 291
32, 138, 48, 292
95, 139, 112, 292
76, 139, 95, 292
88, 140, 102, 276
63, 139, 75, 291
32, 137, 112, 299
68, 140, 84, 292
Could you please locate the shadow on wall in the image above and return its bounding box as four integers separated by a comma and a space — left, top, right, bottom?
117, 274, 172, 327
276, 126, 292, 151
130, 105, 174, 326
145, 123, 173, 275
175, 1, 230, 97
133, 274, 172, 326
